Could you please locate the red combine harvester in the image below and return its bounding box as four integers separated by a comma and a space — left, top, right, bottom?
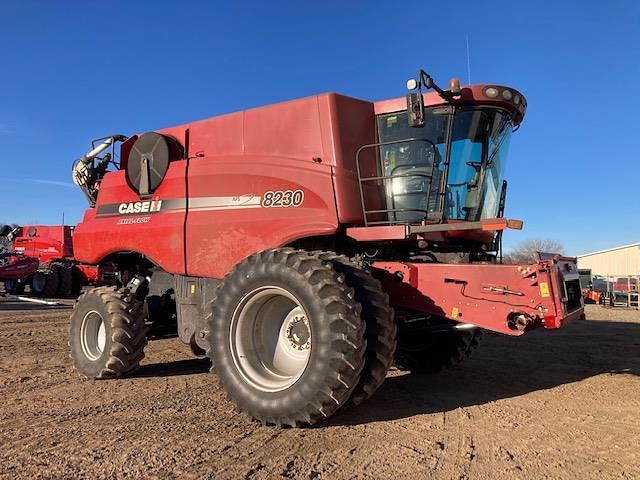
68, 69, 584, 426
0, 224, 106, 296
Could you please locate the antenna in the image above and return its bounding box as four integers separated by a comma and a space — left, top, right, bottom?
466, 34, 472, 85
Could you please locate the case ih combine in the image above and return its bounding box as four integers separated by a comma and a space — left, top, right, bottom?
68, 69, 584, 426
0, 224, 106, 296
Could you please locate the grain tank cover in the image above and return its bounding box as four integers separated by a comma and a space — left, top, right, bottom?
126, 132, 183, 196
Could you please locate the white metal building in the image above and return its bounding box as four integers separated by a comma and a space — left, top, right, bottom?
577, 242, 640, 276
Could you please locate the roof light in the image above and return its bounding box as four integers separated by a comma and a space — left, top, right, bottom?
514, 94, 521, 105
406, 79, 418, 90
484, 87, 499, 98
449, 77, 461, 95
502, 89, 513, 100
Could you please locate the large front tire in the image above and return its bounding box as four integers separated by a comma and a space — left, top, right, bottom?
206, 249, 366, 427
69, 286, 148, 378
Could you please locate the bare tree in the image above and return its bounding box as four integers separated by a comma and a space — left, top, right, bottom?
503, 238, 565, 264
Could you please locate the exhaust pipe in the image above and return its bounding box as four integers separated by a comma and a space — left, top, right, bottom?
72, 134, 127, 204
77, 135, 126, 167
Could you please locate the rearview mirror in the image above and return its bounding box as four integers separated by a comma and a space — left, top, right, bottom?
407, 92, 424, 127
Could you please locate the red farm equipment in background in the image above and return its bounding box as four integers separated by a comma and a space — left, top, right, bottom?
65, 68, 584, 426
0, 224, 112, 297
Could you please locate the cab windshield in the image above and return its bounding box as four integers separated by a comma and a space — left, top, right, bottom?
376, 107, 513, 223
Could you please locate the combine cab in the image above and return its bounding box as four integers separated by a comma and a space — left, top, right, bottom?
67, 69, 584, 426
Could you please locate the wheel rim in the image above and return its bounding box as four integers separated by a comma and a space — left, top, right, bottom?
230, 286, 311, 392
32, 273, 46, 292
80, 310, 106, 361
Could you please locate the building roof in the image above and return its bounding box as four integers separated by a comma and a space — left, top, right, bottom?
577, 242, 640, 258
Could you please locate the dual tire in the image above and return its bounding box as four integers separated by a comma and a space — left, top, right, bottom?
206, 249, 396, 426
31, 263, 75, 297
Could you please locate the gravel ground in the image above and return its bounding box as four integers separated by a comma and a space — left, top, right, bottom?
0, 298, 638, 479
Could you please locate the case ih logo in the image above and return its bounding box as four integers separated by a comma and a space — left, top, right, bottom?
118, 200, 163, 215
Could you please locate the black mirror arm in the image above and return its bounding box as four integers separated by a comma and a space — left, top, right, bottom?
419, 69, 452, 101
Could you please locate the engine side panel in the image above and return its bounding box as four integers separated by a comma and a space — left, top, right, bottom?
185, 157, 337, 278
73, 162, 188, 274
185, 95, 339, 278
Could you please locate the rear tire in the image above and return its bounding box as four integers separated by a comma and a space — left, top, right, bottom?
206, 248, 366, 426
31, 267, 60, 297
56, 263, 73, 297
69, 286, 148, 378
395, 327, 483, 373
4, 279, 25, 294
71, 266, 84, 295
316, 252, 396, 407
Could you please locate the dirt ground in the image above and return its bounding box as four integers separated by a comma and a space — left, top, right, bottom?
1, 297, 638, 480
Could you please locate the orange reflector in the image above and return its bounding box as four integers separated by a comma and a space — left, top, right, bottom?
506, 219, 524, 230
480, 218, 524, 232
481, 220, 505, 231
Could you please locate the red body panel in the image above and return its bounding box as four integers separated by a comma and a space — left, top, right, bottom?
4, 225, 108, 286
0, 257, 39, 280
75, 264, 100, 283
185, 158, 337, 278
12, 225, 74, 263
75, 163, 187, 274
373, 257, 582, 335
74, 93, 378, 277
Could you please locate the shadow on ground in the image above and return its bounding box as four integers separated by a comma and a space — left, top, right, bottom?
328, 318, 640, 426
133, 358, 212, 378
0, 300, 72, 312
78, 315, 640, 426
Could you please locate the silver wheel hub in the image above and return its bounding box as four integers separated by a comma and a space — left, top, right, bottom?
230, 286, 312, 392
80, 310, 106, 361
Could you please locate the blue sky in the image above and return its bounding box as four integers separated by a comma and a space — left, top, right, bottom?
1, 0, 638, 255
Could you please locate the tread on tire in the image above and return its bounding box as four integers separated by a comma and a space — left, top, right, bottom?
69, 286, 148, 379
205, 248, 367, 427
315, 251, 396, 408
